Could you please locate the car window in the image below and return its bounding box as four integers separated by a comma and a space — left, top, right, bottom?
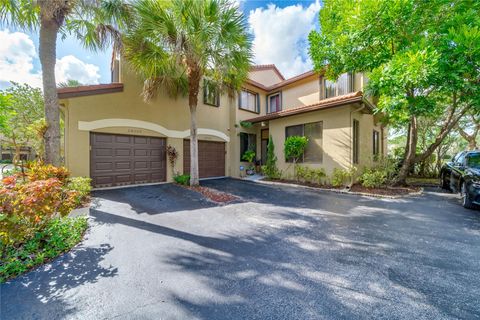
467, 153, 480, 169
453, 152, 463, 163
457, 153, 466, 165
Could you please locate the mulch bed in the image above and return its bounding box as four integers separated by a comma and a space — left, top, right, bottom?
264, 178, 344, 190
349, 184, 421, 196
183, 185, 239, 203
264, 178, 421, 197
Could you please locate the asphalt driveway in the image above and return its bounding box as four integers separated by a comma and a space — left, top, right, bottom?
2, 178, 480, 319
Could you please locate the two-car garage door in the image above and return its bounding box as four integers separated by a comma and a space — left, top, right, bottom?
90, 133, 166, 188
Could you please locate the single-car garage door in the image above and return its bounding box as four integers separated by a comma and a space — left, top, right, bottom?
90, 132, 166, 188
183, 140, 225, 178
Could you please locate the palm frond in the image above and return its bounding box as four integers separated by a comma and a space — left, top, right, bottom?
0, 0, 39, 30
65, 0, 132, 53
123, 0, 252, 102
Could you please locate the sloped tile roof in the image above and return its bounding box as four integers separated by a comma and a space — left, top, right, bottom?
246, 91, 365, 123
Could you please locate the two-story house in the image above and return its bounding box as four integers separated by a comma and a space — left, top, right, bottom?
58, 59, 386, 188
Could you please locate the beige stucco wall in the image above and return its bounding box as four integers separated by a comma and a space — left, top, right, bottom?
280, 76, 320, 109
267, 105, 352, 179
62, 61, 383, 184
248, 69, 283, 87
63, 66, 233, 181
256, 104, 386, 180
352, 110, 385, 170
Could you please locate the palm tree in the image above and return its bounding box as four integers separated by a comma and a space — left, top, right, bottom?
0, 0, 130, 166
123, 0, 252, 186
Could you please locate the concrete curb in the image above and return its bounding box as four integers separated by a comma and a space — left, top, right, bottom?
250, 178, 424, 199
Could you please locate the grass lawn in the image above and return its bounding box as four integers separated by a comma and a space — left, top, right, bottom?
406, 177, 440, 186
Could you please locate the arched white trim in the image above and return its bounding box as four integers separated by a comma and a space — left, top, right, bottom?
78, 118, 230, 142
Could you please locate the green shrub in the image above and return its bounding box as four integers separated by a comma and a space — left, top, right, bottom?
262, 135, 281, 179
174, 174, 190, 185
241, 150, 256, 163
296, 165, 326, 184
331, 167, 357, 187
0, 216, 87, 282
359, 169, 387, 188
284, 136, 308, 164
66, 177, 92, 206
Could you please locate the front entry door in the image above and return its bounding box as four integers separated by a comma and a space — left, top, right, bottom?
261, 129, 269, 165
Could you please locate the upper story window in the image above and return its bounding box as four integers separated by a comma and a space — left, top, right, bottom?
203, 79, 219, 107
239, 89, 259, 113
267, 92, 282, 113
324, 72, 354, 98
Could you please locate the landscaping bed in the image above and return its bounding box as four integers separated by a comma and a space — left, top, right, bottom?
263, 178, 421, 197
185, 185, 239, 203
0, 216, 88, 282
349, 184, 421, 196
0, 163, 92, 282
174, 174, 239, 203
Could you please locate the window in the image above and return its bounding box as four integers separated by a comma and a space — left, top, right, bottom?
456, 152, 466, 166
324, 73, 354, 98
285, 121, 323, 163
203, 79, 219, 107
467, 153, 480, 169
239, 89, 259, 113
324, 79, 336, 98
373, 130, 380, 159
267, 92, 282, 113
353, 119, 359, 164
240, 132, 256, 161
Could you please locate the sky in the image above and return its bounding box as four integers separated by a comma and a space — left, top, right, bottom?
0, 0, 320, 89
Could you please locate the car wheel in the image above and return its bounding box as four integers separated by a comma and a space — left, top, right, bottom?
461, 182, 475, 209
441, 172, 450, 190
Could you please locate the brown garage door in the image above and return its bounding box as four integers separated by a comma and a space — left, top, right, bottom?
90, 132, 166, 188
183, 140, 225, 178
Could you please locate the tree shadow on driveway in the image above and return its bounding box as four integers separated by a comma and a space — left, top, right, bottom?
92, 183, 217, 215
1, 242, 118, 319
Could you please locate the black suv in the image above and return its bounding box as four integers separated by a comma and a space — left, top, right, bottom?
440, 151, 480, 209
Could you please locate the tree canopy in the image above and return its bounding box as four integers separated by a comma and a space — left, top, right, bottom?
0, 0, 131, 166
309, 0, 480, 184
0, 83, 44, 162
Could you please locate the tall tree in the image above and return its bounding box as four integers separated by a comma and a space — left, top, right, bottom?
0, 0, 130, 166
0, 83, 44, 163
309, 0, 480, 185
457, 111, 480, 150
123, 0, 252, 185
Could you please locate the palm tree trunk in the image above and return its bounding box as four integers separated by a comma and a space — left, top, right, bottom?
39, 17, 61, 166
187, 67, 201, 186
189, 105, 199, 186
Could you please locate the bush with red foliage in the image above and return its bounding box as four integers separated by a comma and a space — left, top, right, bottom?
0, 165, 80, 246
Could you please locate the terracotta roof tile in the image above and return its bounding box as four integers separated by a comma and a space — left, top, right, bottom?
246, 91, 364, 123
